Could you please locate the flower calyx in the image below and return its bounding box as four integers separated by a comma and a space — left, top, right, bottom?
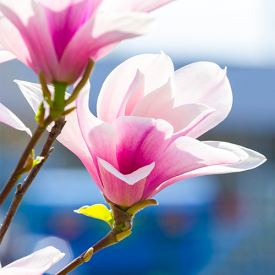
39, 60, 94, 122
105, 196, 158, 236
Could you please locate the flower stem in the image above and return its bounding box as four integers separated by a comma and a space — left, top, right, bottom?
51, 82, 67, 119
55, 198, 158, 274
55, 201, 133, 275
0, 116, 53, 207
0, 118, 65, 244
55, 228, 123, 275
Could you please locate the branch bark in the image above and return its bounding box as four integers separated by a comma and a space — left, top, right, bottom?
55, 198, 157, 275
0, 118, 66, 244
55, 201, 133, 275
0, 116, 54, 206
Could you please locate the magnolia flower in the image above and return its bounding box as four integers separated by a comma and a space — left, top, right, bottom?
0, 246, 64, 275
0, 0, 173, 84
0, 101, 31, 135
16, 52, 266, 207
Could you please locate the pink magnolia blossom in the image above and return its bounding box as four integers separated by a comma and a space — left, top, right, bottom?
0, 246, 64, 275
0, 101, 31, 135
16, 52, 266, 207
0, 0, 173, 84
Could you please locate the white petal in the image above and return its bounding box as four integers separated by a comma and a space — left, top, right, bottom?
173, 62, 232, 138
0, 102, 31, 135
14, 80, 51, 117
0, 246, 64, 275
200, 141, 267, 172
0, 44, 16, 62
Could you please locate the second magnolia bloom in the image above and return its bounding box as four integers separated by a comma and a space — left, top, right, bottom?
17, 52, 266, 207
0, 0, 173, 84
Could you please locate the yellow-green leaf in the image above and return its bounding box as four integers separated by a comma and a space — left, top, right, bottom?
74, 204, 114, 227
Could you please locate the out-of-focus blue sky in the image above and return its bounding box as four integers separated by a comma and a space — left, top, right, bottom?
106, 0, 275, 67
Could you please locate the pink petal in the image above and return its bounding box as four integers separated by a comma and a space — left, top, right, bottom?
1, 246, 64, 275
117, 69, 145, 118
143, 137, 240, 199
173, 62, 232, 138
162, 103, 215, 144
131, 77, 174, 118
38, 0, 101, 60
57, 134, 103, 192
101, 0, 175, 12
0, 102, 31, 136
161, 103, 214, 133
97, 52, 174, 124
148, 141, 266, 198
0, 0, 58, 82
57, 12, 155, 83
112, 116, 173, 175
98, 158, 155, 207
75, 79, 118, 171
0, 44, 16, 62
0, 16, 31, 66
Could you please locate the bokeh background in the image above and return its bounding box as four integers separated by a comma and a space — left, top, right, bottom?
1, 0, 275, 274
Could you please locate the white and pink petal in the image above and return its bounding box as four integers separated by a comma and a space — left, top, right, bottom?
162, 103, 215, 145
57, 12, 155, 84
143, 137, 241, 199
112, 116, 173, 174
75, 79, 118, 170
38, 0, 99, 60
117, 69, 145, 118
148, 141, 266, 198
97, 52, 174, 124
131, 77, 175, 119
173, 62, 232, 138
0, 16, 31, 66
0, 246, 64, 275
0, 0, 58, 82
98, 158, 155, 207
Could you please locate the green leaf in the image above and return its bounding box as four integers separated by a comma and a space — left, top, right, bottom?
74, 204, 114, 227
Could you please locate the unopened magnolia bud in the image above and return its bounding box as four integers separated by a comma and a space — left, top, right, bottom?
22, 155, 34, 174
35, 102, 45, 127
83, 247, 93, 262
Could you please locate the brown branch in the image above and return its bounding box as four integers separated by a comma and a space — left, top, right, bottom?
55, 198, 158, 275
0, 118, 66, 244
55, 202, 133, 275
0, 116, 54, 206
55, 228, 125, 275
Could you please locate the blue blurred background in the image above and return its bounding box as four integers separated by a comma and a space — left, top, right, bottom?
1, 0, 275, 274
